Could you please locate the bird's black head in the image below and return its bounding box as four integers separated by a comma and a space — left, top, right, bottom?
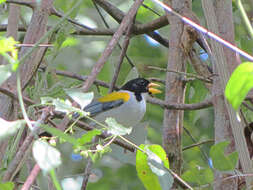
121, 78, 150, 94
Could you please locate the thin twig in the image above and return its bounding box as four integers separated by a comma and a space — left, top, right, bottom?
81, 136, 99, 190
183, 126, 210, 164
81, 157, 93, 190
148, 77, 165, 84
15, 44, 54, 47
3, 108, 51, 181
93, 0, 169, 48
182, 139, 214, 151
148, 66, 212, 83
108, 14, 135, 92
6, 0, 36, 8
48, 117, 136, 152
147, 96, 213, 110
50, 7, 95, 32
169, 169, 194, 190
0, 15, 168, 36
21, 164, 41, 190
82, 0, 144, 92
242, 102, 253, 112
93, 1, 135, 68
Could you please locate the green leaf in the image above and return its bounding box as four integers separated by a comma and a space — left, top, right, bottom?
225, 62, 253, 110
50, 169, 62, 190
41, 125, 79, 146
53, 98, 75, 114
210, 141, 238, 171
77, 129, 102, 145
182, 164, 214, 185
61, 37, 79, 48
0, 182, 14, 190
64, 89, 93, 109
0, 64, 12, 86
0, 0, 6, 4
40, 97, 55, 104
105, 117, 132, 135
0, 118, 26, 141
0, 37, 19, 69
32, 140, 62, 173
136, 144, 172, 190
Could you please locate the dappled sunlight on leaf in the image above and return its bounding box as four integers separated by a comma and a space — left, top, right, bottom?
33, 140, 62, 173
0, 64, 12, 86
105, 117, 132, 135
0, 118, 26, 141
136, 144, 172, 190
64, 89, 93, 109
225, 62, 253, 110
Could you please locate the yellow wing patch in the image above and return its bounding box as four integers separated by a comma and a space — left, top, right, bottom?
98, 92, 130, 103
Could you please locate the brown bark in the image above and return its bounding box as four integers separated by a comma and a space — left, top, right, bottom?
212, 1, 239, 189
202, 0, 253, 188
0, 0, 53, 118
163, 0, 191, 174
0, 2, 20, 171
0, 0, 53, 181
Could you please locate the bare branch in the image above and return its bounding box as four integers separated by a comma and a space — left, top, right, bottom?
6, 0, 36, 9
148, 66, 212, 83
147, 96, 212, 110
2, 108, 51, 181
93, 1, 134, 68
21, 164, 41, 190
108, 16, 135, 92
82, 0, 144, 92
182, 139, 214, 151
93, 0, 169, 47
50, 7, 95, 32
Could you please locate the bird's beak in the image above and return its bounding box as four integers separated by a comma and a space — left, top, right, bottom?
148, 82, 162, 94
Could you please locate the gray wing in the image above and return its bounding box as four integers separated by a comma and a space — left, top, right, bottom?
72, 99, 124, 119
85, 99, 124, 116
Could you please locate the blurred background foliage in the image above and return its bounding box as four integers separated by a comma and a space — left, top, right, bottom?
0, 0, 252, 189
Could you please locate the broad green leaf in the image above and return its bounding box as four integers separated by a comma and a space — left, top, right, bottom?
0, 64, 12, 86
53, 98, 75, 114
40, 97, 55, 104
77, 129, 102, 145
105, 117, 132, 135
210, 141, 238, 171
33, 140, 62, 173
0, 0, 7, 4
61, 37, 79, 48
182, 164, 214, 185
41, 125, 79, 146
0, 37, 18, 58
41, 97, 74, 113
0, 37, 19, 69
0, 118, 26, 141
136, 144, 172, 190
61, 177, 82, 190
64, 89, 93, 109
0, 181, 14, 190
225, 62, 253, 110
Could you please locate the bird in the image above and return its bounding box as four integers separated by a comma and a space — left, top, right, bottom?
79, 78, 161, 128
56, 78, 162, 178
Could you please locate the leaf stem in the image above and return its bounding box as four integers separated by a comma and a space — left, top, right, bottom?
50, 169, 62, 190
236, 0, 253, 39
